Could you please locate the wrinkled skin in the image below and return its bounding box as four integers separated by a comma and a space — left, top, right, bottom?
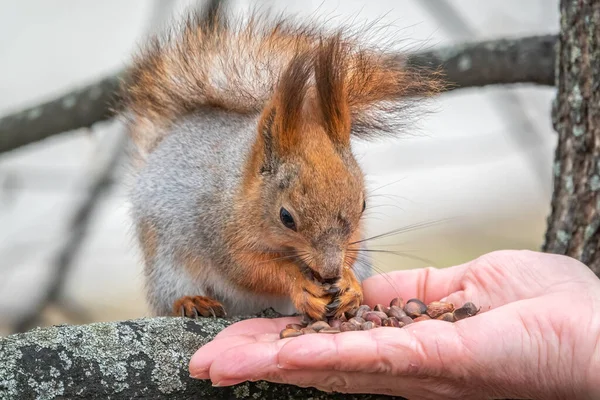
189, 250, 600, 400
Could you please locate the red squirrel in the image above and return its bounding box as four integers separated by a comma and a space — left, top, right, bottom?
119, 7, 441, 321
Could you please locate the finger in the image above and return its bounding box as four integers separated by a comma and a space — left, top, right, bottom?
213, 316, 301, 340
362, 262, 471, 306
207, 335, 290, 384
214, 369, 478, 399
189, 332, 281, 378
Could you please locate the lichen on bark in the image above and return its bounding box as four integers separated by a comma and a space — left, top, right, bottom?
0, 309, 401, 399
543, 0, 600, 274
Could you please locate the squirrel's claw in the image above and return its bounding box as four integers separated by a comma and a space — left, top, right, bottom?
326, 269, 363, 319
173, 295, 227, 318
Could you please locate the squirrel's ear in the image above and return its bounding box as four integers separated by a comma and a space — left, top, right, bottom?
255, 105, 278, 174
314, 35, 351, 148
255, 52, 312, 172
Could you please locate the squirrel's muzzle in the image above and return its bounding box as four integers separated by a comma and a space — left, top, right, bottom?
312, 246, 345, 281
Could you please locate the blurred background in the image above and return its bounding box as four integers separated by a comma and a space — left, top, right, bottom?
0, 0, 559, 335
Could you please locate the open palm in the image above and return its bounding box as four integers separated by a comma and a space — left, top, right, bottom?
190, 250, 600, 400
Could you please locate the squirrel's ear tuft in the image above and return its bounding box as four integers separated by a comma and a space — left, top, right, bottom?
255, 51, 312, 171
314, 35, 351, 147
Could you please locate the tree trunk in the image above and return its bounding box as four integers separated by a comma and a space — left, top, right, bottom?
543, 0, 600, 275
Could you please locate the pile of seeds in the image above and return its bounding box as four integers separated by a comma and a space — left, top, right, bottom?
280, 297, 480, 338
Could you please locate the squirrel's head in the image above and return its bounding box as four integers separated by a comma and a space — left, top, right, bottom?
240, 35, 441, 281
243, 40, 370, 281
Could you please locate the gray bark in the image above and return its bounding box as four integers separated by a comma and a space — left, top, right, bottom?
0, 309, 401, 399
542, 0, 600, 274
0, 35, 556, 155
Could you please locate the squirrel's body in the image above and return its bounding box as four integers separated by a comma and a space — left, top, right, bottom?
132, 109, 302, 316
121, 7, 441, 320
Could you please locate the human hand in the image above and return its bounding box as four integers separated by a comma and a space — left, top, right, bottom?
189, 250, 600, 399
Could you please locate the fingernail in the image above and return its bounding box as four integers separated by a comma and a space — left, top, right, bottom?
277, 361, 299, 370
189, 368, 209, 379
212, 379, 244, 387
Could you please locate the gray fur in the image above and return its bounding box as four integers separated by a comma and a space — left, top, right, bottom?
130, 108, 372, 317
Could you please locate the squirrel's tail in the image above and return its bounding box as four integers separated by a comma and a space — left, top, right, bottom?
119, 4, 444, 161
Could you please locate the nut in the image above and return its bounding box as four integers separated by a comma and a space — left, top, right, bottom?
309, 321, 331, 332
404, 302, 423, 318
436, 312, 456, 322
364, 312, 383, 326
453, 302, 480, 320
328, 319, 342, 329
426, 301, 455, 319
280, 328, 303, 339
389, 297, 404, 308
399, 316, 414, 325
286, 323, 304, 330
340, 322, 359, 332
319, 327, 341, 334
413, 315, 431, 322
361, 321, 376, 330
301, 328, 318, 334
374, 304, 390, 314
355, 305, 371, 319
372, 311, 389, 319
382, 317, 401, 328
406, 299, 428, 314
349, 317, 365, 327
387, 305, 407, 319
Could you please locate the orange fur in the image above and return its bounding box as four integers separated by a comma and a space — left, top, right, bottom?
120, 8, 443, 160
122, 7, 444, 319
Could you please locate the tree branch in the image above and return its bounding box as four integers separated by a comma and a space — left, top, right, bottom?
0, 73, 124, 154
0, 35, 557, 155
405, 34, 556, 90
0, 309, 399, 399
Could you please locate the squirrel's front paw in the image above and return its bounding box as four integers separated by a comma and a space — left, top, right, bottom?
291, 278, 336, 321
325, 267, 363, 319
173, 296, 226, 318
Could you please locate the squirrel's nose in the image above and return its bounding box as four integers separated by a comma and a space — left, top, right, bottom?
314, 248, 344, 280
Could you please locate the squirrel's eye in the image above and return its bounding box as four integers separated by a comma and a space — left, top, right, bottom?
279, 207, 296, 231
362, 199, 366, 212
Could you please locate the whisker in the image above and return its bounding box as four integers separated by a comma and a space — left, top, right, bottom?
345, 252, 401, 298
366, 176, 408, 194
349, 218, 456, 246
347, 248, 436, 267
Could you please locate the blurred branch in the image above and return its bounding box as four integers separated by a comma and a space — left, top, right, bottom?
0, 73, 124, 154
0, 35, 556, 155
414, 1, 555, 196
12, 128, 129, 333
405, 34, 556, 90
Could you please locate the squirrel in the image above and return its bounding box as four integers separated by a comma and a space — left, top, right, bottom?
119, 6, 442, 321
